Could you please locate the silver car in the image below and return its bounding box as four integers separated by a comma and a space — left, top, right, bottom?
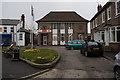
113, 51, 120, 80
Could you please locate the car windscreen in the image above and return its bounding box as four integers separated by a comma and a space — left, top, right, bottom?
71, 42, 77, 44
77, 40, 86, 44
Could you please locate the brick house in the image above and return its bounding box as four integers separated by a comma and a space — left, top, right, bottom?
90, 0, 120, 51
36, 11, 88, 46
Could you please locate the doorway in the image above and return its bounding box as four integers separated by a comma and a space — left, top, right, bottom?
43, 36, 47, 45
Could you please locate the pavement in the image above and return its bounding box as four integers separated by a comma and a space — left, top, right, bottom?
2, 53, 46, 80
0, 49, 2, 80
103, 51, 118, 62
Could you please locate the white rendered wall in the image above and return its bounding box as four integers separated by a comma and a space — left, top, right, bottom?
16, 32, 25, 46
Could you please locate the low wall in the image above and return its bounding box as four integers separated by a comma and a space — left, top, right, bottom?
109, 43, 120, 52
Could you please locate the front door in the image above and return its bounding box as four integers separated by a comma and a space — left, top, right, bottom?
43, 36, 47, 45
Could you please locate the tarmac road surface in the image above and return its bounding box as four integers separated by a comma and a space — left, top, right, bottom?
32, 46, 114, 79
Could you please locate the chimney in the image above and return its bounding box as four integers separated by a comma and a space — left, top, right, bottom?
97, 4, 102, 12
21, 14, 25, 28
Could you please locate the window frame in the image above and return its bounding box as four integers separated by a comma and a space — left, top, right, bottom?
95, 18, 98, 27
116, 0, 120, 15
19, 33, 23, 40
60, 24, 65, 29
116, 27, 120, 42
107, 6, 111, 20
102, 11, 105, 23
93, 20, 95, 28
68, 34, 73, 41
52, 24, 57, 29
68, 23, 73, 29
3, 27, 7, 32
10, 27, 14, 32
52, 34, 57, 41
60, 34, 65, 42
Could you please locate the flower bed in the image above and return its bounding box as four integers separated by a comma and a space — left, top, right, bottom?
20, 49, 58, 64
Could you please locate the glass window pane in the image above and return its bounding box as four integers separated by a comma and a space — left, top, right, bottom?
61, 34, 65, 41
60, 24, 65, 29
19, 33, 23, 40
117, 31, 120, 42
88, 42, 98, 46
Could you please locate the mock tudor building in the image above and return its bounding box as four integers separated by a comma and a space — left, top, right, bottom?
90, 1, 120, 51
36, 11, 88, 46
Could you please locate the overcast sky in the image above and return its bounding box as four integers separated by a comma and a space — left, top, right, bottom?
0, 0, 109, 33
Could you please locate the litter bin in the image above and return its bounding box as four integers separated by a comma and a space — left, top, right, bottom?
12, 48, 20, 59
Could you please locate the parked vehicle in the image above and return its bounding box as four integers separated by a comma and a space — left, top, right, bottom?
65, 40, 86, 50
80, 41, 103, 57
113, 52, 120, 80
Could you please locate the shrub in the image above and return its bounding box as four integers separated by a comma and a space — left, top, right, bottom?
104, 46, 112, 52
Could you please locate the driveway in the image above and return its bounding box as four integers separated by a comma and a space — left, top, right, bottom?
33, 46, 114, 79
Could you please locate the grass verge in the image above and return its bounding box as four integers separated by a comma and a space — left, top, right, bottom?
20, 49, 58, 64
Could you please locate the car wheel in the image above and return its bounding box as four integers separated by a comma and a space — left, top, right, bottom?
81, 50, 84, 54
70, 47, 74, 50
114, 67, 120, 80
80, 50, 83, 54
84, 51, 89, 57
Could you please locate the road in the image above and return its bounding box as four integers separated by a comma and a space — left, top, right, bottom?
0, 48, 2, 80
32, 46, 114, 79
2, 50, 44, 79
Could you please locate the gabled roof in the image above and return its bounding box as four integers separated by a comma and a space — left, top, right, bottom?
36, 11, 89, 22
0, 19, 19, 26
90, 2, 112, 21
17, 27, 30, 33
